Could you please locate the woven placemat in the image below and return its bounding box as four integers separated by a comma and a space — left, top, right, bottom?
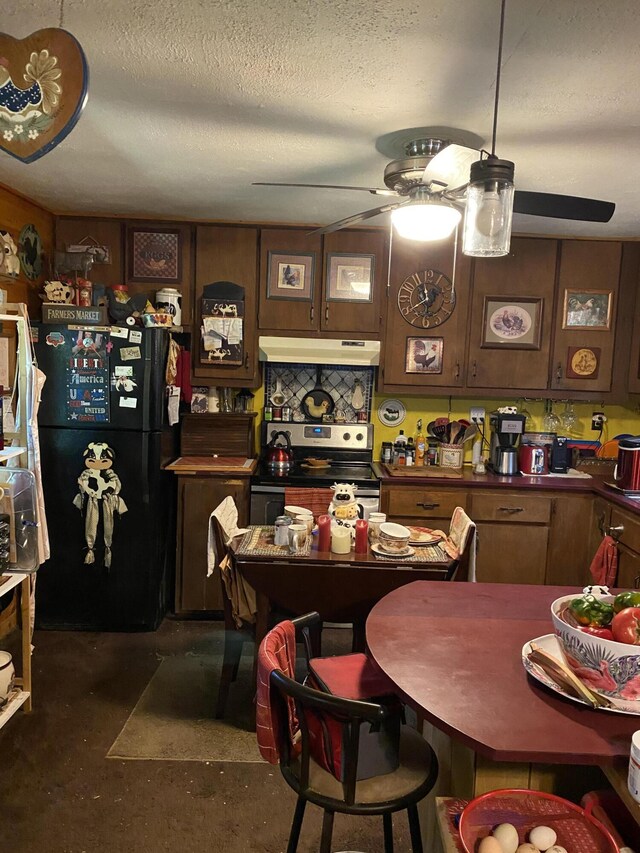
236, 525, 311, 557
373, 544, 448, 563
384, 464, 464, 478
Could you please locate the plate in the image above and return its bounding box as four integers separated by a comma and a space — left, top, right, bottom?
371, 543, 415, 558
377, 398, 406, 427
522, 634, 640, 715
407, 525, 443, 546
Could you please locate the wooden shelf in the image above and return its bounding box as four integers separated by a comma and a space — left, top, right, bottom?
0, 447, 26, 462
0, 690, 30, 732
0, 572, 28, 597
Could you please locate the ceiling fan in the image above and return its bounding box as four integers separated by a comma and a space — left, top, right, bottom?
253, 0, 615, 258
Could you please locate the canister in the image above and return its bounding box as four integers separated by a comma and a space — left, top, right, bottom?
155, 287, 182, 326
628, 730, 640, 802
274, 515, 292, 546
0, 651, 15, 707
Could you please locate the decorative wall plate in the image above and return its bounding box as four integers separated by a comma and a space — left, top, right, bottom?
377, 398, 406, 427
18, 223, 43, 280
0, 28, 89, 163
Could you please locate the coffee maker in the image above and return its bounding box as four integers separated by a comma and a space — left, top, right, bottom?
489, 411, 527, 475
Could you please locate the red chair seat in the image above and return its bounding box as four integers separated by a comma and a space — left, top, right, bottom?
309, 653, 397, 701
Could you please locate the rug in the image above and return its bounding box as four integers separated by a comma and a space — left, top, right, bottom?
107, 653, 263, 763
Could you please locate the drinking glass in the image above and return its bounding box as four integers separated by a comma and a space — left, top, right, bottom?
542, 399, 561, 432
560, 401, 577, 432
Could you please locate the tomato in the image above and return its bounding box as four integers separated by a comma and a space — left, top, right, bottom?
612, 607, 640, 645
580, 626, 614, 641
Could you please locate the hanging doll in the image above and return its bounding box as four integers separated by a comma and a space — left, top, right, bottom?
73, 442, 127, 567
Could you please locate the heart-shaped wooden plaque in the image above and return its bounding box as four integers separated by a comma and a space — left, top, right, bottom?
0, 28, 88, 163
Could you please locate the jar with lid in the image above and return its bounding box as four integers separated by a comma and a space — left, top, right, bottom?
234, 388, 254, 413
274, 516, 293, 546
155, 287, 182, 326
381, 442, 393, 464
427, 441, 439, 466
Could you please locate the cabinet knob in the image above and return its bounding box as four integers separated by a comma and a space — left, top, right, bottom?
471, 360, 477, 378
310, 305, 315, 322
244, 352, 249, 369
498, 506, 524, 513
454, 360, 460, 380
556, 362, 563, 381
635, 574, 640, 590
325, 305, 329, 323
607, 524, 624, 539
417, 501, 439, 509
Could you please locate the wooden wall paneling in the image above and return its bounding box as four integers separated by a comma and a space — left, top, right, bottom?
621, 243, 640, 395
321, 229, 387, 336
381, 235, 471, 388
258, 227, 322, 332
55, 216, 124, 286
550, 240, 623, 394
0, 183, 54, 314
193, 225, 260, 386
466, 237, 559, 390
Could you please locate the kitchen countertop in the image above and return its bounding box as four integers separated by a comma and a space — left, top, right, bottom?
373, 462, 640, 515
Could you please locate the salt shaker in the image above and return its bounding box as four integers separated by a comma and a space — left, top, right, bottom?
629, 731, 640, 803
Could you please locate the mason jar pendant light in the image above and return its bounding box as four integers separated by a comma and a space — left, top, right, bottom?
463, 0, 515, 258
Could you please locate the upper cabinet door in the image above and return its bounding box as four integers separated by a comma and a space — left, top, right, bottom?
321, 230, 386, 335
550, 240, 622, 394
381, 235, 471, 389
467, 238, 558, 390
258, 228, 321, 332
193, 225, 260, 386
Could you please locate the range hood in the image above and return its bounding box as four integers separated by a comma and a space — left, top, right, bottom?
258, 336, 380, 366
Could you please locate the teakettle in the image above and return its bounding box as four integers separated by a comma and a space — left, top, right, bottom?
265, 430, 294, 471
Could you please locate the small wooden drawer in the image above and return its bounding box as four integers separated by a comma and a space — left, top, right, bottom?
469, 492, 552, 524
610, 507, 640, 555
385, 487, 466, 520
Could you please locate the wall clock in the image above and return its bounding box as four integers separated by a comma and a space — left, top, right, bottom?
397, 269, 456, 328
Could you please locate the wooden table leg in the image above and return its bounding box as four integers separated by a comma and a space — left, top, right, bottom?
20, 576, 32, 712
250, 592, 271, 732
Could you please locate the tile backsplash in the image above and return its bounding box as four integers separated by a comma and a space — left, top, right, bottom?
264, 363, 374, 422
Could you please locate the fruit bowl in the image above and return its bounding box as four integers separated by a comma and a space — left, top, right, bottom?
551, 593, 640, 700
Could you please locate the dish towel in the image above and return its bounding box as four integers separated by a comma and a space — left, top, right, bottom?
445, 506, 477, 582
207, 497, 254, 627
589, 535, 618, 586
256, 619, 300, 764
284, 487, 334, 521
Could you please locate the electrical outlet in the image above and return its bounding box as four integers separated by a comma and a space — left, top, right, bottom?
592, 411, 606, 430
470, 406, 485, 424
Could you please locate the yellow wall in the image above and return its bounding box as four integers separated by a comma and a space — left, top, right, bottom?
0, 182, 54, 315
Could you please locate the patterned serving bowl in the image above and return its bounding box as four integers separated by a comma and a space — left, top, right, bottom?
551, 593, 640, 701
378, 522, 411, 553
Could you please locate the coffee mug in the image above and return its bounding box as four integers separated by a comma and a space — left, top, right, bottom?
288, 523, 308, 554
293, 512, 314, 534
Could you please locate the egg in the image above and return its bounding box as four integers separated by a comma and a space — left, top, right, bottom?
478, 837, 504, 853
546, 847, 567, 853
492, 823, 520, 853
515, 846, 538, 853
529, 826, 558, 850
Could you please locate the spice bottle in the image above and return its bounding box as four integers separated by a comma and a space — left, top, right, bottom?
415, 419, 426, 467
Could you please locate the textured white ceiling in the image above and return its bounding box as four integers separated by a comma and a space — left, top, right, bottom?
2, 0, 639, 237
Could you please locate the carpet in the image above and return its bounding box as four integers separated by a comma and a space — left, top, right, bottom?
107, 653, 263, 763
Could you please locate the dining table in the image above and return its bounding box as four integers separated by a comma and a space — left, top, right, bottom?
232, 529, 460, 652
366, 580, 640, 826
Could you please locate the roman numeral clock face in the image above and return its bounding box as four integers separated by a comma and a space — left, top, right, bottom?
397, 269, 456, 328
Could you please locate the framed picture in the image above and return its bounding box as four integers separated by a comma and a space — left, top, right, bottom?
326, 253, 374, 302
267, 252, 315, 301
566, 346, 601, 380
562, 289, 612, 330
405, 337, 444, 374
127, 227, 181, 283
481, 296, 543, 350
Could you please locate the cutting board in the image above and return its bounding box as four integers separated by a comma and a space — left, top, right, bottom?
166, 456, 256, 474
384, 464, 463, 479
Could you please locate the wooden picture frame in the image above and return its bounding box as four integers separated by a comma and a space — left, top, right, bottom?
405, 337, 444, 374
562, 288, 612, 330
127, 227, 181, 283
481, 296, 543, 350
326, 253, 374, 303
267, 252, 315, 301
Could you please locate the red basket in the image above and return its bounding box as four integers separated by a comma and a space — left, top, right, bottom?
458, 789, 619, 853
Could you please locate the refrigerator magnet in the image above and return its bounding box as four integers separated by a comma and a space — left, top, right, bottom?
129, 329, 142, 344
120, 346, 142, 361
110, 327, 129, 339
114, 376, 137, 394
114, 365, 134, 377
119, 397, 138, 408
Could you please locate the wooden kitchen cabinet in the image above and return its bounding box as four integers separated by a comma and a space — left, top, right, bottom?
380, 236, 471, 390
550, 240, 622, 394
466, 238, 558, 391
193, 225, 260, 386
258, 228, 322, 332
174, 474, 250, 614
380, 484, 468, 529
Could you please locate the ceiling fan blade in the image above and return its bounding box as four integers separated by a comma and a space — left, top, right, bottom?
513, 191, 615, 223
252, 182, 399, 197
421, 144, 480, 190
308, 200, 409, 236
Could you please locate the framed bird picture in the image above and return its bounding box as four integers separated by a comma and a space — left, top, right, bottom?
481, 296, 543, 350
126, 227, 181, 283
405, 337, 443, 374
562, 289, 612, 330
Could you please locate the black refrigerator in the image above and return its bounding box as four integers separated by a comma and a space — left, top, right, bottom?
34, 325, 175, 631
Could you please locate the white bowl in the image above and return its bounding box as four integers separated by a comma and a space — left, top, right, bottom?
284, 505, 312, 518
379, 522, 411, 540
551, 593, 640, 701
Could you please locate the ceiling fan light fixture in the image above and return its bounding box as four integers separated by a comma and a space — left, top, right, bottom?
391, 199, 461, 242
463, 157, 515, 257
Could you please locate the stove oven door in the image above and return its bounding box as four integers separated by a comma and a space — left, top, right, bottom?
250, 485, 286, 525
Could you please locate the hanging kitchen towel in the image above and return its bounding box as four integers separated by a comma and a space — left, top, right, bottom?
284, 487, 334, 521
256, 619, 299, 764
207, 498, 254, 627
206, 496, 250, 576
445, 506, 477, 582
590, 535, 618, 586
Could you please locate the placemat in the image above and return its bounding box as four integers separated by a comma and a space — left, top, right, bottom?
373, 543, 448, 563
384, 464, 464, 478
236, 525, 312, 557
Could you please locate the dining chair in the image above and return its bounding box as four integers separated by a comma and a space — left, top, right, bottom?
260, 613, 439, 853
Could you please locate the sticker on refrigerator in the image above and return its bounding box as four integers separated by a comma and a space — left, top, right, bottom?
72, 442, 127, 568
115, 375, 138, 394
120, 345, 141, 361
46, 331, 65, 348
129, 329, 142, 344
110, 327, 129, 339
118, 396, 138, 408
65, 330, 109, 423
114, 365, 133, 377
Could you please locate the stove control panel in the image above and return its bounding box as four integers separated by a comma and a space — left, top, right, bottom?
264, 422, 373, 450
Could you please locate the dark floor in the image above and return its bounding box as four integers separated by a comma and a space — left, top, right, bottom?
0, 620, 413, 852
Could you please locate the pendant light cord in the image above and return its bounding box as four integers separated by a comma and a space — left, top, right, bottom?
491, 0, 507, 156
59, 0, 65, 29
